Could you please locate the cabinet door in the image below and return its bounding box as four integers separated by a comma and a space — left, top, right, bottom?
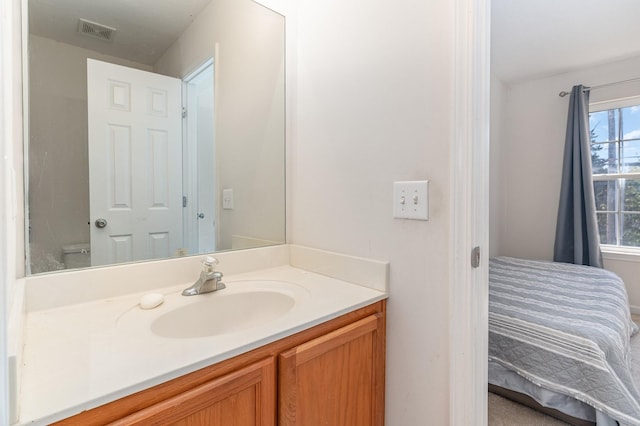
279, 314, 385, 426
111, 357, 275, 426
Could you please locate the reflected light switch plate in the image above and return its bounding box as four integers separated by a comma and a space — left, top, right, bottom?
223, 189, 233, 210
393, 180, 429, 220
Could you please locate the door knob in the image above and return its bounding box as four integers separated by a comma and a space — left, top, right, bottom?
197, 213, 205, 219
95, 218, 108, 228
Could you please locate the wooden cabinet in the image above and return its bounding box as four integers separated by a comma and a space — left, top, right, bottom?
53, 301, 385, 426
279, 314, 385, 426
111, 358, 275, 426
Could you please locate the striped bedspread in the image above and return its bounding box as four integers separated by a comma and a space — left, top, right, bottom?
489, 256, 640, 425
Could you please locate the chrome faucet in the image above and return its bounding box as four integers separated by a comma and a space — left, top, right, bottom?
182, 256, 226, 296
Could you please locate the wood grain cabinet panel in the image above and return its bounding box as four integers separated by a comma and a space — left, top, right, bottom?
279, 314, 385, 426
111, 357, 275, 426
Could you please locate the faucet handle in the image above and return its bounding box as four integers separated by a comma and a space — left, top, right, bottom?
202, 256, 219, 271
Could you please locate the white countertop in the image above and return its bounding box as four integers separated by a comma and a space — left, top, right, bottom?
18, 265, 387, 425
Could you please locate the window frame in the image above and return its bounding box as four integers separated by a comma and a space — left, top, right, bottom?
590, 96, 640, 252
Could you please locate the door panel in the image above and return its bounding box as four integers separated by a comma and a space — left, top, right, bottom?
87, 59, 183, 265
279, 314, 385, 426
110, 234, 133, 263
109, 124, 133, 208
110, 357, 275, 426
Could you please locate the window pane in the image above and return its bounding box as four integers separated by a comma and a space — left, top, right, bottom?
590, 109, 619, 142
594, 180, 616, 211
622, 179, 640, 212
622, 105, 640, 140
591, 142, 618, 173
597, 212, 617, 245
621, 140, 640, 172
622, 213, 640, 246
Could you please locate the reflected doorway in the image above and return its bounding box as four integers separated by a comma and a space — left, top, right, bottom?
183, 60, 216, 255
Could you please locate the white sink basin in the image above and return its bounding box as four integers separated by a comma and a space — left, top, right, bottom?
149, 281, 301, 339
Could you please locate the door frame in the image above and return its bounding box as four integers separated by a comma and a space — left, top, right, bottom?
0, 1, 12, 423
182, 58, 216, 255
450, 0, 490, 424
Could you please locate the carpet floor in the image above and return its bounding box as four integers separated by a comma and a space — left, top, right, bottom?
488, 314, 640, 425
488, 392, 570, 425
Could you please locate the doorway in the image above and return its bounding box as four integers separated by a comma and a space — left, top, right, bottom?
183, 60, 216, 255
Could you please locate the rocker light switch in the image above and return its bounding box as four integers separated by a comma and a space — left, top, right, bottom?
223, 189, 234, 210
393, 180, 429, 220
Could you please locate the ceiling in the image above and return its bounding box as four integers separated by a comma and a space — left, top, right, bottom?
31, 0, 640, 82
491, 0, 640, 84
29, 0, 213, 66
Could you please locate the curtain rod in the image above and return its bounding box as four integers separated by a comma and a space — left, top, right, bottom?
558, 77, 640, 97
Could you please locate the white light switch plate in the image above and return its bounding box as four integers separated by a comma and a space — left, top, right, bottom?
223, 188, 234, 210
393, 180, 429, 220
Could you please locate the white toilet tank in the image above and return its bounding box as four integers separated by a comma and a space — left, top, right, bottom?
62, 243, 91, 269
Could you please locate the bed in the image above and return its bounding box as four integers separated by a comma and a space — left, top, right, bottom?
489, 256, 640, 426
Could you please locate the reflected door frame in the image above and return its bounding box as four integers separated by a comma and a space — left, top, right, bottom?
183, 57, 217, 255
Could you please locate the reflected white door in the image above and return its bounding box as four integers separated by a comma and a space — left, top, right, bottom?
87, 59, 183, 266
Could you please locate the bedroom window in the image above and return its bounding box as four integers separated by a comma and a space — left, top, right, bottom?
590, 103, 640, 247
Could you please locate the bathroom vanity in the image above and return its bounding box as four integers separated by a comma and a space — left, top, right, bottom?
53, 301, 385, 426
17, 246, 388, 425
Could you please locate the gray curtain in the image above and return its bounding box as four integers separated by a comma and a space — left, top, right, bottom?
553, 84, 603, 268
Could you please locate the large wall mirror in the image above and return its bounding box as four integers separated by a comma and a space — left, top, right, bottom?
26, 0, 285, 274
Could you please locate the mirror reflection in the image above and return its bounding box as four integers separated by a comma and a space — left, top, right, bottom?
26, 0, 285, 274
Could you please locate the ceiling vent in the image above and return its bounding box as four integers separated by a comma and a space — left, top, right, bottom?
77, 18, 116, 42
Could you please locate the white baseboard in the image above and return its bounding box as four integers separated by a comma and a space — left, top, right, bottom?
630, 305, 640, 316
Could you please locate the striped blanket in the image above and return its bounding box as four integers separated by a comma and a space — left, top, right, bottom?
489, 256, 640, 425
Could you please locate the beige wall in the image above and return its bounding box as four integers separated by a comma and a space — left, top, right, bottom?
8, 0, 24, 287
490, 74, 507, 257
602, 255, 640, 311
28, 35, 151, 273
291, 0, 454, 423
2, 0, 24, 422
155, 0, 285, 251
492, 54, 640, 309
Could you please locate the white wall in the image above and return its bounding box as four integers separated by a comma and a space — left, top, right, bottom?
6, 0, 23, 296
489, 74, 507, 257
493, 54, 640, 308
155, 0, 285, 251
291, 0, 454, 423
602, 254, 640, 311
1, 0, 24, 422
